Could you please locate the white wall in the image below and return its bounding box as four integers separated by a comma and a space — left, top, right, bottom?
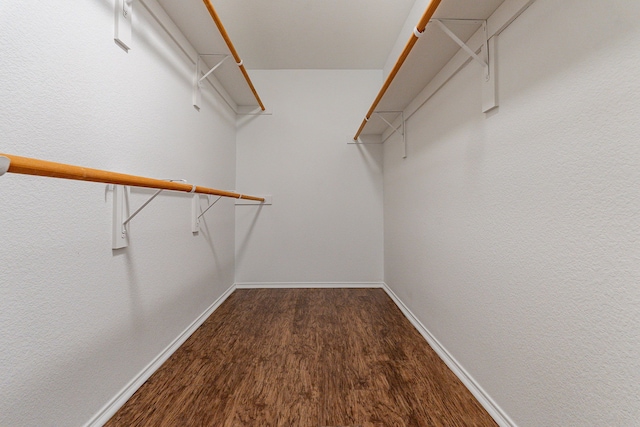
235, 70, 384, 284
0, 1, 237, 425
383, 1, 640, 425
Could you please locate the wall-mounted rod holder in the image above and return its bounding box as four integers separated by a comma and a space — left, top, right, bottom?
114, 0, 133, 52
122, 179, 186, 227
199, 55, 229, 83
430, 18, 497, 112
347, 112, 405, 156
191, 195, 222, 233
198, 196, 223, 219
113, 179, 188, 249
431, 19, 489, 77
193, 54, 230, 111
123, 187, 163, 227
375, 111, 406, 159
112, 185, 129, 249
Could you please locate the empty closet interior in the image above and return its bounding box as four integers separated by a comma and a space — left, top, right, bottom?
1, 0, 639, 426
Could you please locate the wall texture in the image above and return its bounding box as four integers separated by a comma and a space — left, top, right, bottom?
383, 0, 640, 425
0, 1, 237, 425
235, 70, 384, 284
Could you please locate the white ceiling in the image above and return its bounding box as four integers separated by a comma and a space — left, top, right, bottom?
196, 0, 418, 69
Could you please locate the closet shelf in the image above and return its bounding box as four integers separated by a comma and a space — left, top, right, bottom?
353, 0, 510, 140
147, 0, 265, 112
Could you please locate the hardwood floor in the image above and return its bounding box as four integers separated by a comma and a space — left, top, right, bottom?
106, 288, 497, 426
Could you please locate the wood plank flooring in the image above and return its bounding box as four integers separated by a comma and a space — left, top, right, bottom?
106, 288, 497, 426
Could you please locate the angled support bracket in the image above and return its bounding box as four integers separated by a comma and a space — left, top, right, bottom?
375, 111, 406, 159
112, 179, 189, 249
430, 18, 497, 112
432, 19, 489, 77
193, 54, 230, 111
191, 195, 222, 233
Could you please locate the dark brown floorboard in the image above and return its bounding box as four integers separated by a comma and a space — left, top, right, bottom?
106, 288, 497, 426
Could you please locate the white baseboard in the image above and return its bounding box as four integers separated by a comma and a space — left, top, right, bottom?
84, 283, 237, 427
381, 283, 517, 427
235, 281, 385, 289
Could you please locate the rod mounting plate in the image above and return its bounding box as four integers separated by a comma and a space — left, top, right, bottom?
114, 0, 133, 52
112, 185, 129, 249
191, 195, 201, 233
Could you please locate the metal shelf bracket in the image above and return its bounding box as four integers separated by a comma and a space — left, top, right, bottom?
376, 111, 407, 159
430, 18, 497, 113
114, 0, 133, 52
348, 112, 407, 158
191, 194, 223, 233
112, 179, 188, 249
431, 19, 488, 77
193, 54, 230, 111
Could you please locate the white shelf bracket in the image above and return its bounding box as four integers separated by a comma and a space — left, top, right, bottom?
112, 185, 129, 249
374, 111, 407, 159
114, 0, 133, 52
191, 195, 223, 234
430, 18, 497, 113
193, 54, 230, 111
482, 35, 498, 113
432, 19, 488, 74
112, 179, 188, 249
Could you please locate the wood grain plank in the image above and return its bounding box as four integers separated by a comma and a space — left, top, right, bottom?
106, 288, 497, 427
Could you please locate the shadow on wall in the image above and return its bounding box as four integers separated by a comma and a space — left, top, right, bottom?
196, 199, 222, 270
353, 141, 383, 183
235, 204, 264, 270
107, 185, 225, 330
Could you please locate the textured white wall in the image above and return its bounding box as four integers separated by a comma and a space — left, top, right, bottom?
0, 2, 237, 425
235, 70, 384, 284
384, 0, 640, 426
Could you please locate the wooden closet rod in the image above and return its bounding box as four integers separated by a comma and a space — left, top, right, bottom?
0, 153, 264, 202
202, 0, 265, 111
353, 0, 442, 140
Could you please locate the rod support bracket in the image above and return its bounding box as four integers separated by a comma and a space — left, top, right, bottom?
193, 54, 230, 111
112, 185, 129, 249
114, 0, 133, 52
113, 179, 186, 248
431, 19, 489, 72
429, 18, 497, 112
0, 156, 10, 176
192, 194, 224, 233
373, 111, 407, 159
